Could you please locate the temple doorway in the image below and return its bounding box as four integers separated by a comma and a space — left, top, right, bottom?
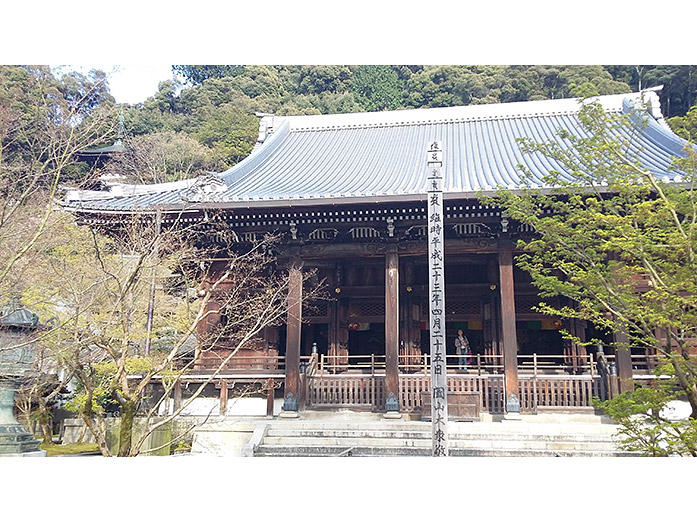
348, 322, 385, 357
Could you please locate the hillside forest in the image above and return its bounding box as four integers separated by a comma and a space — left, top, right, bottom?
35, 65, 697, 184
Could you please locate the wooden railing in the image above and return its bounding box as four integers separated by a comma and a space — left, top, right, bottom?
306, 374, 382, 409
306, 372, 602, 414
195, 350, 284, 373
398, 375, 506, 414
318, 353, 385, 374
519, 375, 599, 412
630, 353, 662, 372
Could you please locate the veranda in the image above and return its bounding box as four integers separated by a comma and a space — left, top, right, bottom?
156, 350, 660, 417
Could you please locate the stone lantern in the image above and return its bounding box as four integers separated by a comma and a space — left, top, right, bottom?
0, 297, 46, 456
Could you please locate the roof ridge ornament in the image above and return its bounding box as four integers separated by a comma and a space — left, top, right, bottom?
179, 173, 228, 203
255, 112, 275, 146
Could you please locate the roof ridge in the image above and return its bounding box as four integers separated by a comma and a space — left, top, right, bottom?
277, 91, 643, 132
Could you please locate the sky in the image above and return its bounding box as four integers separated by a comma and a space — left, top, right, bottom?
13, 0, 695, 110
57, 65, 176, 105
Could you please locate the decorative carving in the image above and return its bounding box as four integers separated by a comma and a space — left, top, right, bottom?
365, 244, 387, 255
179, 173, 227, 202
386, 217, 395, 238
500, 213, 509, 233
308, 228, 339, 241
349, 226, 381, 240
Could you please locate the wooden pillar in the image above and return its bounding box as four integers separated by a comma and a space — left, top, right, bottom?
328, 300, 338, 356
498, 249, 520, 414
613, 330, 633, 393
385, 248, 400, 412
487, 258, 502, 370
219, 379, 228, 416
266, 379, 275, 417
173, 380, 182, 412
283, 262, 302, 412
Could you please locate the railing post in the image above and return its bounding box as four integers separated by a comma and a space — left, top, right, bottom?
533, 352, 537, 376
477, 354, 481, 376
532, 353, 538, 413
589, 353, 594, 377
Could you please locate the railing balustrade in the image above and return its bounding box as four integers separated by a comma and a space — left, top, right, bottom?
195, 353, 285, 373
306, 366, 599, 414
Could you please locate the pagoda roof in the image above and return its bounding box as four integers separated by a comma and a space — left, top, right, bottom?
0, 298, 40, 328
77, 139, 127, 156
63, 88, 691, 215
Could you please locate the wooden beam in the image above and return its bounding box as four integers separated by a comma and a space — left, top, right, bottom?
498, 249, 520, 413
385, 248, 400, 411
283, 262, 302, 411
292, 238, 501, 261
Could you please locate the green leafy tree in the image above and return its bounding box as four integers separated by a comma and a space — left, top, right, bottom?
298, 65, 353, 95
667, 105, 697, 142
191, 105, 258, 166
351, 65, 404, 111
595, 371, 697, 456
482, 100, 697, 443
406, 65, 494, 108
172, 65, 245, 86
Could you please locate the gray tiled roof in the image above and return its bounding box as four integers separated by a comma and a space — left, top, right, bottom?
63, 89, 690, 214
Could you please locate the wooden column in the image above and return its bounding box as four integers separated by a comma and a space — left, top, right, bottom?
173, 380, 182, 412
219, 379, 228, 416
266, 379, 275, 417
385, 248, 400, 412
613, 330, 633, 393
328, 300, 338, 356
283, 262, 302, 412
498, 249, 520, 413
338, 300, 349, 354
487, 258, 502, 369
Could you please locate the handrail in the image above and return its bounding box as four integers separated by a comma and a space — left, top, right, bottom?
302, 353, 318, 376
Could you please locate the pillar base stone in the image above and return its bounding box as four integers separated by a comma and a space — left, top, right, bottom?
383, 411, 402, 419
279, 410, 299, 419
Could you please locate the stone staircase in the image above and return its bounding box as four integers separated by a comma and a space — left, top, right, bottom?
247, 412, 637, 457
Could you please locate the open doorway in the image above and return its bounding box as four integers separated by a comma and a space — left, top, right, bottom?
348, 322, 385, 356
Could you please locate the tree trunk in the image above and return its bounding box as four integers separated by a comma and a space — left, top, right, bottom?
79, 412, 111, 457
117, 400, 136, 457
37, 401, 53, 444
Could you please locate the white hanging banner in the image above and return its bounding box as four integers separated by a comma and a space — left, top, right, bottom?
426, 140, 449, 456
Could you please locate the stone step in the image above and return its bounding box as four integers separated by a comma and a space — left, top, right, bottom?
269, 422, 619, 434
265, 428, 618, 442
262, 435, 619, 451
255, 444, 636, 458
254, 414, 629, 457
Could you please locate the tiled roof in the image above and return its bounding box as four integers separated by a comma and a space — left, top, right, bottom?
63, 89, 691, 214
